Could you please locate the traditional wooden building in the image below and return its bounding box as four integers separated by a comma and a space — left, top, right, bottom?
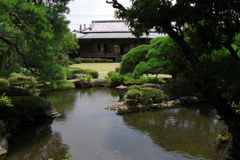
73, 20, 164, 62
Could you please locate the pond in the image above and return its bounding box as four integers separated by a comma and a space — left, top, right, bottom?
6, 87, 224, 160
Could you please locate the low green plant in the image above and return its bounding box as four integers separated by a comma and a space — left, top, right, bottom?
49, 80, 75, 91
86, 75, 92, 84
0, 120, 7, 135
126, 89, 142, 99
217, 135, 230, 142
10, 96, 50, 115
107, 71, 116, 77
85, 70, 99, 79
48, 151, 74, 160
0, 78, 10, 87
68, 61, 74, 65
0, 87, 33, 96
115, 67, 120, 72
139, 77, 164, 85
70, 69, 85, 74
0, 93, 13, 107
127, 85, 169, 105
74, 58, 82, 64
107, 74, 126, 87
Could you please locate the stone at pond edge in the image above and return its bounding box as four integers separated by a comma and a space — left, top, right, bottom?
0, 136, 8, 159
141, 83, 161, 89
179, 96, 199, 104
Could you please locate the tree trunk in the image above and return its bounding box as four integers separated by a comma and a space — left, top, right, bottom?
0, 55, 6, 72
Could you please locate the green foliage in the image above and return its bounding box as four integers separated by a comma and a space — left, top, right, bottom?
49, 80, 75, 91
120, 45, 149, 74
141, 87, 169, 104
107, 71, 116, 77
68, 61, 74, 65
217, 135, 230, 142
0, 93, 13, 107
0, 96, 49, 119
74, 58, 82, 64
126, 89, 142, 99
76, 58, 113, 63
0, 120, 6, 135
0, 78, 10, 87
139, 77, 164, 85
85, 70, 99, 79
115, 67, 120, 72
107, 74, 126, 87
127, 85, 168, 104
170, 77, 197, 98
0, 87, 33, 96
10, 96, 50, 115
8, 75, 37, 89
70, 68, 98, 79
70, 69, 86, 74
0, 0, 73, 82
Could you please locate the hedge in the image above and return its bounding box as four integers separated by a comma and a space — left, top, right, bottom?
73, 58, 114, 63
0, 78, 9, 87
0, 96, 50, 118
0, 87, 33, 96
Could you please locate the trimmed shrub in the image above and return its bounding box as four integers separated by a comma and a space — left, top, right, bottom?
49, 80, 75, 91
0, 87, 33, 96
126, 89, 142, 99
8, 75, 37, 88
68, 61, 74, 65
74, 58, 81, 64
115, 67, 120, 73
107, 71, 116, 77
71, 69, 85, 74
0, 78, 10, 87
127, 85, 169, 105
85, 70, 99, 79
107, 74, 126, 87
141, 87, 168, 104
107, 59, 114, 63
0, 96, 50, 119
139, 77, 164, 85
10, 96, 50, 115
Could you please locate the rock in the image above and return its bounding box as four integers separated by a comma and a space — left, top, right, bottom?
142, 83, 161, 89
179, 96, 199, 104
93, 79, 108, 86
45, 102, 61, 118
0, 136, 8, 159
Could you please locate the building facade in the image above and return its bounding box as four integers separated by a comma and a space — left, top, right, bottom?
73, 20, 164, 62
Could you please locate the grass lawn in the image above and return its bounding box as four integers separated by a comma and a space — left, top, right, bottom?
69, 63, 120, 78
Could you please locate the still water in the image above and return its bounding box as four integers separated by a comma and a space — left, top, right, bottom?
6, 88, 224, 160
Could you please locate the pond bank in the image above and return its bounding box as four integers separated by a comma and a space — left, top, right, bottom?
105, 96, 200, 111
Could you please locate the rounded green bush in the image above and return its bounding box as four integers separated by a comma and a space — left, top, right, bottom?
126, 89, 142, 99
74, 58, 82, 64
0, 78, 10, 87
71, 69, 85, 74
86, 70, 99, 79
68, 61, 74, 65
0, 87, 33, 96
107, 71, 116, 77
115, 67, 120, 73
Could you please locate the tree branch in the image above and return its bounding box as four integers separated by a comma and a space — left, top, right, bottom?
106, 0, 126, 10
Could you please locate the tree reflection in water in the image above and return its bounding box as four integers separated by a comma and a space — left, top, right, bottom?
120, 104, 225, 159
6, 120, 70, 160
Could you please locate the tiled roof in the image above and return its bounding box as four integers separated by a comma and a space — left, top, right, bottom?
75, 32, 165, 39
82, 20, 131, 33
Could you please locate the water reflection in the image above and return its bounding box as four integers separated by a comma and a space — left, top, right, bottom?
6, 120, 70, 160
5, 88, 224, 160
120, 104, 224, 159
